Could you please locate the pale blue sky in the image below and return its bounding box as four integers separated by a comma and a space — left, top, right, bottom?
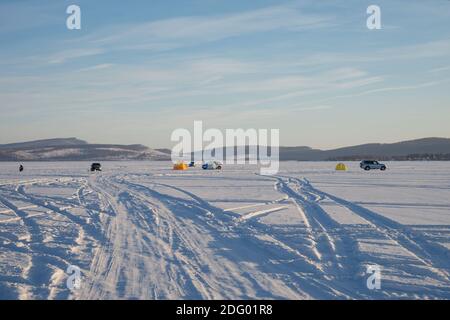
1, 0, 449, 148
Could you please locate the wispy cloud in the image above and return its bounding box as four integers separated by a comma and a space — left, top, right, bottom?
66, 4, 334, 57
0, 56, 382, 117
77, 64, 115, 72
430, 65, 450, 73
293, 39, 450, 67
309, 81, 444, 105
47, 48, 105, 64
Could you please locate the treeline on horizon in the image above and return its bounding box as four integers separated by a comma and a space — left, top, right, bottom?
327, 153, 450, 161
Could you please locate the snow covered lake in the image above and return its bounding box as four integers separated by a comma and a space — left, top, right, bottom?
0, 161, 449, 299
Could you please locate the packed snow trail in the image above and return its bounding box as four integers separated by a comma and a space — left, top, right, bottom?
269, 175, 450, 298
79, 173, 335, 299
0, 162, 449, 299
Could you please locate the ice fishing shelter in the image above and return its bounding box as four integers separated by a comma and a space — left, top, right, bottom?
173, 162, 188, 170
335, 163, 347, 171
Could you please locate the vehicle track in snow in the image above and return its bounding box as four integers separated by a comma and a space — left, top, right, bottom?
74, 172, 341, 299
0, 183, 80, 299
0, 177, 100, 300
299, 177, 450, 280
115, 175, 356, 299
271, 175, 450, 297
80, 173, 227, 299
261, 175, 369, 298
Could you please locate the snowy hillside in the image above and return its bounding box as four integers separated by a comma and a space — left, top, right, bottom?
0, 138, 170, 161
0, 161, 449, 299
188, 137, 450, 161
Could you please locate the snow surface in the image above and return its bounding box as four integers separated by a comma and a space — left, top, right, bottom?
0, 161, 449, 300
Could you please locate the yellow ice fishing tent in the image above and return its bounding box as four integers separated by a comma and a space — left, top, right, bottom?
173, 162, 188, 170
335, 163, 347, 171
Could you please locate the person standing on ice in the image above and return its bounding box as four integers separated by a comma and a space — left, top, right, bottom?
19, 164, 24, 172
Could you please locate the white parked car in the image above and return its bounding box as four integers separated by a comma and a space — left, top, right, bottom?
202, 161, 222, 170
360, 160, 387, 171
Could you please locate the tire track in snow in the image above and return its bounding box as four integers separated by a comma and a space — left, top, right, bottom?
112, 177, 260, 299
265, 175, 366, 298
236, 206, 288, 222
79, 174, 213, 299
17, 183, 105, 245
0, 188, 72, 300
298, 177, 450, 282
121, 177, 351, 299
1, 178, 102, 300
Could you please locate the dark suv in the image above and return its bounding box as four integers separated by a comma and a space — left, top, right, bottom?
90, 163, 102, 172
360, 160, 386, 171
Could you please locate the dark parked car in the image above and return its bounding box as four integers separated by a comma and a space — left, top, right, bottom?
90, 163, 102, 172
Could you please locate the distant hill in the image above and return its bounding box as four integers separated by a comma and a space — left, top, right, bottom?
2, 137, 450, 161
0, 138, 88, 150
288, 137, 450, 161
155, 148, 172, 155
0, 138, 170, 161
190, 137, 450, 161
318, 138, 450, 159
